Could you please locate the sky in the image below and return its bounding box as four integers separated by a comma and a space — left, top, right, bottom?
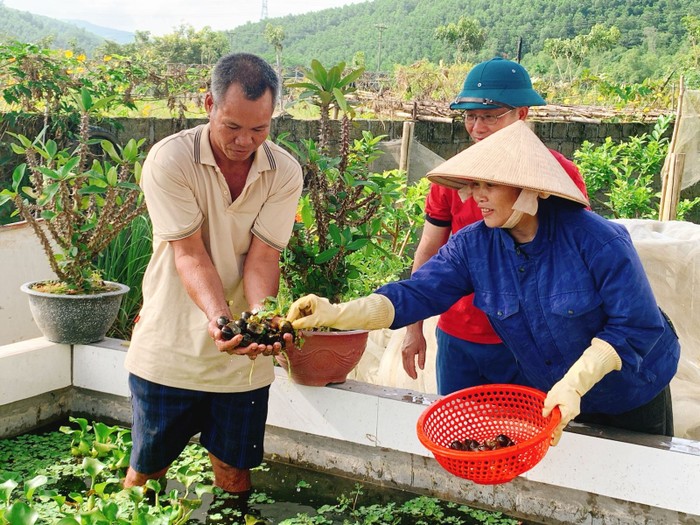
3, 0, 370, 36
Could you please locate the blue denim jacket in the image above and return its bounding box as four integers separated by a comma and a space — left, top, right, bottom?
377, 199, 680, 415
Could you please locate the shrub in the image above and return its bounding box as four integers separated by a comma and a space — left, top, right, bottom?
574, 115, 700, 220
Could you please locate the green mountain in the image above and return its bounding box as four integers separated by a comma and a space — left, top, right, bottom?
229, 0, 699, 73
1, 0, 698, 81
0, 5, 105, 53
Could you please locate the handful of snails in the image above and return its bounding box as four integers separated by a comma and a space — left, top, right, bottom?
217, 310, 296, 357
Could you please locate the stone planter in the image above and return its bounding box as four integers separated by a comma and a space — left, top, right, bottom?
20, 280, 129, 344
275, 329, 369, 386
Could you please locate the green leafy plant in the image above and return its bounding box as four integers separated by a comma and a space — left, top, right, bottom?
282, 60, 427, 303
347, 175, 429, 297
60, 417, 131, 471
287, 59, 364, 150
574, 114, 700, 220
0, 88, 147, 294
0, 420, 213, 524
1, 422, 523, 524
434, 16, 487, 64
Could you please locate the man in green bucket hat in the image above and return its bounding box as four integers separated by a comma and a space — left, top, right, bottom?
450, 56, 547, 109
398, 57, 589, 395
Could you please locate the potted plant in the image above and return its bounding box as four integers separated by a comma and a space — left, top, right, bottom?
276, 60, 427, 386
0, 88, 147, 344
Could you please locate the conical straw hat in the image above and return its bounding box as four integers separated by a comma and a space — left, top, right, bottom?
427, 121, 589, 207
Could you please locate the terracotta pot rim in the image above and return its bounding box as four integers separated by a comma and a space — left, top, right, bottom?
298, 329, 369, 336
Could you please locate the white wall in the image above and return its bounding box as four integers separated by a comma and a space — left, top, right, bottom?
0, 221, 56, 345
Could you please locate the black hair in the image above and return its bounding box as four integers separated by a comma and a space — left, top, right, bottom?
210, 53, 278, 107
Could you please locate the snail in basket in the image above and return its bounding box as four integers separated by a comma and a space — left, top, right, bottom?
449, 434, 515, 452
217, 311, 296, 356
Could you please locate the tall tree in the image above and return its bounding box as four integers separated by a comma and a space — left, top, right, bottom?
544, 24, 620, 82
264, 23, 286, 111
434, 16, 486, 63
682, 15, 700, 66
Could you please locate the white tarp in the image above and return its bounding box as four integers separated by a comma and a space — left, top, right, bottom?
677, 90, 700, 190
353, 218, 700, 440
614, 218, 700, 440
373, 139, 445, 184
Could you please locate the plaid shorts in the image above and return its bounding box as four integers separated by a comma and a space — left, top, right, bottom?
128, 374, 269, 474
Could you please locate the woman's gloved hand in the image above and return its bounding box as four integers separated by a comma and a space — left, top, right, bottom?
286, 293, 395, 331
543, 338, 622, 445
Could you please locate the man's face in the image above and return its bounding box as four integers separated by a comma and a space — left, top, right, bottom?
464, 106, 527, 142
205, 83, 274, 164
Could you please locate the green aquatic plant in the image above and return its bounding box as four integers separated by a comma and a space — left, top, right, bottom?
0, 420, 522, 525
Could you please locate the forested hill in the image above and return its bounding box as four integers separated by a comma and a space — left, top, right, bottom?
1, 0, 698, 79
0, 5, 105, 52
229, 0, 699, 69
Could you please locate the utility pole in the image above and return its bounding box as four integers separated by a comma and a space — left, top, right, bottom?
261, 0, 268, 20
375, 24, 387, 72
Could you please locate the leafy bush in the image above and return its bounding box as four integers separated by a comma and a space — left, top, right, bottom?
391, 60, 472, 102
282, 59, 428, 303
346, 175, 429, 297
1, 96, 147, 293
574, 115, 700, 220
281, 134, 416, 303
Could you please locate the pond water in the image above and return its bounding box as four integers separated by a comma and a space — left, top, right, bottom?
0, 420, 530, 524
184, 460, 518, 524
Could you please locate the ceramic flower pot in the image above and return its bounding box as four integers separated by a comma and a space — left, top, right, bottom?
21, 280, 129, 345
275, 329, 369, 386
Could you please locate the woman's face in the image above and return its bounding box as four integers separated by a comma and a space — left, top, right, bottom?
465, 181, 522, 228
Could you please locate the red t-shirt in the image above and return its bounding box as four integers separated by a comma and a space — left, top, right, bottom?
424, 149, 589, 343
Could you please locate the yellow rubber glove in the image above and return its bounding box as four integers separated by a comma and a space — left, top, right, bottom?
542, 338, 622, 446
286, 293, 395, 331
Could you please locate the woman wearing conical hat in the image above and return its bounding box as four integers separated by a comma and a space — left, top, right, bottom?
403, 57, 589, 399
286, 121, 679, 445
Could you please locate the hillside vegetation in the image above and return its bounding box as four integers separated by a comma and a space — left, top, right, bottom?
227, 0, 700, 81
0, 4, 105, 52
1, 0, 698, 89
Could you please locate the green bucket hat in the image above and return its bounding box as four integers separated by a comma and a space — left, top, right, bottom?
450, 57, 546, 110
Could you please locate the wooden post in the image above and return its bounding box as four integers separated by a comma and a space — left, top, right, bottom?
659, 153, 686, 221
659, 76, 686, 221
399, 121, 415, 174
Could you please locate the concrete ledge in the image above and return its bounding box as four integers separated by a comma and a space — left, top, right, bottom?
0, 338, 71, 405
70, 388, 133, 427
0, 388, 73, 438
73, 338, 130, 397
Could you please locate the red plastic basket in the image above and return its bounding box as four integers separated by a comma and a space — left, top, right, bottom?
416, 384, 561, 485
